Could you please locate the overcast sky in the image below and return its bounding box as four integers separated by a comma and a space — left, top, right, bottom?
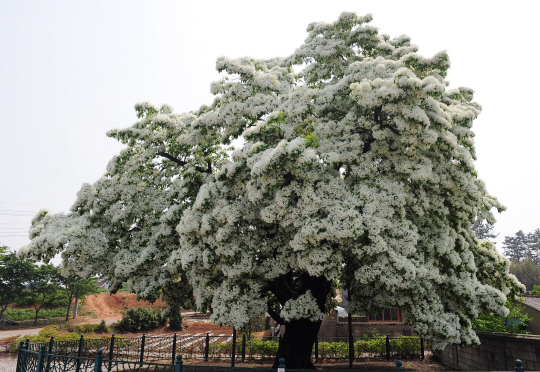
1, 1, 538, 258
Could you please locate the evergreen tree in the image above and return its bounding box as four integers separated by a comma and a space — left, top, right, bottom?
527, 229, 540, 265
471, 222, 498, 241
503, 230, 529, 262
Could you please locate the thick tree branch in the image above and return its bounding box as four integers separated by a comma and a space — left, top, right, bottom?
267, 305, 285, 324
157, 152, 212, 174
157, 152, 188, 166
374, 106, 399, 135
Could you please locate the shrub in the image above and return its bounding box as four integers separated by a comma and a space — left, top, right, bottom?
3, 308, 65, 321
391, 336, 419, 357
1, 336, 20, 353
116, 307, 165, 332
163, 306, 183, 331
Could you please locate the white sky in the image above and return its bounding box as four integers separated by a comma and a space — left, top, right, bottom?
1, 1, 539, 257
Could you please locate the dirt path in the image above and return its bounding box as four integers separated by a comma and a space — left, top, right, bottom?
84, 293, 120, 320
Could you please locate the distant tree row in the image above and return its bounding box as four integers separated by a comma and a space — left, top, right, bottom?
0, 245, 99, 323
502, 229, 540, 264
470, 224, 540, 291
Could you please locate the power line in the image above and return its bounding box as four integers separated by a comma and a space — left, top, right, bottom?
0, 202, 65, 206
0, 210, 39, 213
0, 213, 36, 216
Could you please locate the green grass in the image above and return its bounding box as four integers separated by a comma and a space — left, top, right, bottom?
3, 308, 67, 321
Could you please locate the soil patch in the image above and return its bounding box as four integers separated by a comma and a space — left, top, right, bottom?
179, 357, 454, 371
78, 292, 167, 321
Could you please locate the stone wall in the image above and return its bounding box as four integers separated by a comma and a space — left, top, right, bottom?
440, 332, 540, 371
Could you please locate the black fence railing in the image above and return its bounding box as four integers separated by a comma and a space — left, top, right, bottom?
15, 343, 530, 372
26, 333, 427, 365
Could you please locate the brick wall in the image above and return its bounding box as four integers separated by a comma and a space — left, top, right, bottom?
440, 332, 540, 371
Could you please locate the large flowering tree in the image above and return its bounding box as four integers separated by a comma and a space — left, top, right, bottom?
25, 12, 522, 368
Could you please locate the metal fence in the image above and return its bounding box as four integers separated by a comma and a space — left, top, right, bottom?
26, 333, 427, 364
15, 343, 531, 372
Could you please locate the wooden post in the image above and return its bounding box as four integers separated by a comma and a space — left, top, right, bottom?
172, 333, 177, 365
231, 328, 236, 367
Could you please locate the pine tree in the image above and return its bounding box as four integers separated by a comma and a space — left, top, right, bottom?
503, 230, 530, 262
471, 222, 498, 241
527, 229, 540, 265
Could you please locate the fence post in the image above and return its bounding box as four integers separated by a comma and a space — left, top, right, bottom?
94, 350, 103, 372
420, 338, 424, 360
348, 310, 354, 370
386, 335, 390, 361
204, 333, 209, 362
75, 334, 84, 372
45, 336, 54, 372
278, 357, 286, 372
396, 360, 403, 372
315, 337, 319, 363
140, 333, 146, 365
37, 345, 47, 372
16, 341, 24, 372
515, 360, 524, 372
231, 328, 236, 367
108, 334, 115, 372
174, 354, 183, 372
25, 338, 30, 350
172, 333, 178, 365
242, 334, 246, 362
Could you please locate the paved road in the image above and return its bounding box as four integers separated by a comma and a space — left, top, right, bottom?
0, 319, 118, 339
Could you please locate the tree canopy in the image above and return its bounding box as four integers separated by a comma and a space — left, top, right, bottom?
23, 12, 522, 368
504, 229, 540, 264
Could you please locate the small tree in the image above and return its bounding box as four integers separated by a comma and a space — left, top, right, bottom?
56, 274, 99, 321
23, 264, 61, 324
0, 246, 34, 312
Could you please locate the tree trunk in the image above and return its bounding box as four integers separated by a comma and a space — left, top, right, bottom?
272, 317, 322, 369
73, 297, 79, 318
65, 298, 72, 321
